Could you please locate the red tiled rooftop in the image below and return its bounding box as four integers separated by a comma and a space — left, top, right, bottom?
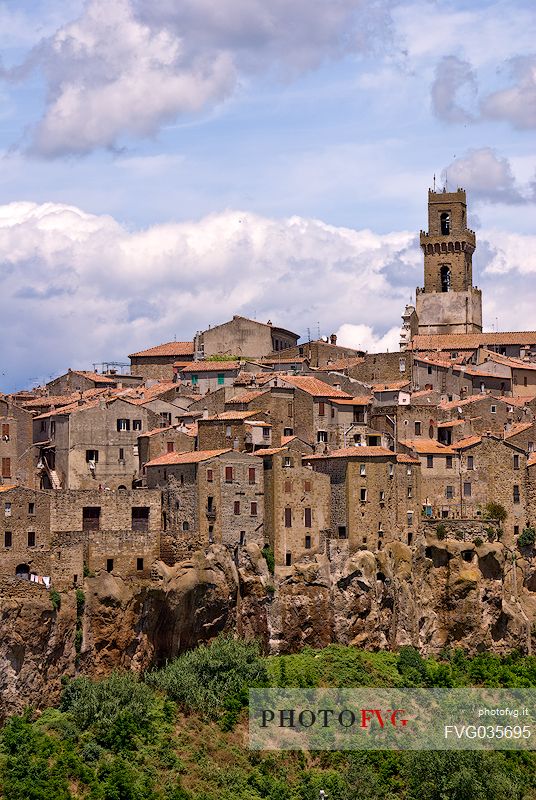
452, 435, 482, 450
129, 341, 194, 358
280, 375, 351, 398
304, 446, 395, 460
372, 380, 411, 392
145, 448, 231, 467
410, 331, 536, 351
178, 361, 240, 373
399, 439, 455, 455
226, 389, 270, 404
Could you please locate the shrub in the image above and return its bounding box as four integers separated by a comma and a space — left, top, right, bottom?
474, 536, 483, 547
484, 502, 507, 523
147, 635, 268, 719
50, 589, 61, 611
397, 646, 427, 686
518, 527, 536, 549
435, 524, 446, 540
75, 588, 85, 616
262, 545, 275, 574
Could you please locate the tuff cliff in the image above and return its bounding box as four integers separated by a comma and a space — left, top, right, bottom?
1, 537, 535, 721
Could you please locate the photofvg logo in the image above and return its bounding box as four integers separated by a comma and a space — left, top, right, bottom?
249, 689, 536, 750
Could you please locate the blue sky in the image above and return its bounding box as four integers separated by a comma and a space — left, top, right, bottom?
0, 0, 535, 391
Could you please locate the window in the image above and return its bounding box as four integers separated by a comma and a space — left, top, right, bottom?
240, 531, 246, 546
4, 502, 11, 517
136, 558, 144, 571
4, 531, 12, 548
132, 507, 149, 532
360, 488, 367, 502
427, 365, 433, 375
463, 482, 472, 497
338, 525, 347, 539
304, 480, 311, 492
283, 427, 293, 436
262, 427, 270, 439
285, 552, 292, 566
284, 479, 291, 493
304, 507, 312, 528
181, 521, 189, 532
166, 442, 174, 454
248, 467, 256, 484
359, 464, 366, 476
440, 211, 450, 235
283, 456, 293, 467
191, 374, 198, 385
86, 450, 99, 463
446, 455, 453, 469
106, 559, 114, 573
207, 496, 214, 513
40, 420, 46, 432
440, 265, 451, 292
284, 507, 292, 527
407, 511, 414, 528
318, 402, 325, 417
225, 466, 234, 483
28, 503, 35, 515
160, 412, 171, 427
317, 431, 328, 443
331, 405, 335, 419
208, 525, 214, 543
379, 491, 385, 502
234, 501, 240, 515
207, 468, 213, 482
467, 456, 474, 470
217, 373, 225, 385
415, 421, 422, 436
407, 486, 412, 498
529, 442, 534, 453
1, 457, 11, 478
250, 502, 258, 516
305, 535, 312, 549
388, 463, 394, 478
1, 423, 9, 439
117, 418, 130, 431
82, 507, 101, 531
117, 447, 124, 462
427, 455, 434, 468
288, 402, 294, 418
491, 405, 497, 414
50, 421, 56, 438
399, 358, 406, 372
225, 426, 232, 438
513, 485, 520, 504
514, 525, 519, 536
513, 454, 520, 470
27, 531, 36, 547
133, 420, 142, 431
446, 485, 454, 499
353, 408, 365, 424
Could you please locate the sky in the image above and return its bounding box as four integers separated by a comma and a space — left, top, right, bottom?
0, 0, 535, 391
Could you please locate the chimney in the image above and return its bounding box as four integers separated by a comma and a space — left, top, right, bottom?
330, 334, 337, 345
202, 407, 209, 419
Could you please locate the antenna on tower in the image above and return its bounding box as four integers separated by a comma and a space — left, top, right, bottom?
433, 174, 436, 191
307, 327, 311, 343
317, 322, 321, 340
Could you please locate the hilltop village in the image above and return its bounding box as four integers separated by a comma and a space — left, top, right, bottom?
1, 189, 535, 701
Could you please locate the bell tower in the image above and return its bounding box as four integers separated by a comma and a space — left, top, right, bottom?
415, 187, 482, 336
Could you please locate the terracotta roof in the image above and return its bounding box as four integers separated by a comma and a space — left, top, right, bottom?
126, 381, 178, 404
65, 370, 116, 385
410, 331, 536, 351
178, 361, 240, 373
140, 426, 174, 437
439, 394, 502, 411
332, 396, 372, 405
254, 446, 286, 457
452, 435, 482, 450
452, 364, 510, 379
280, 376, 351, 398
145, 448, 231, 467
245, 420, 272, 427
372, 380, 411, 392
0, 485, 17, 492
261, 356, 307, 364
399, 439, 455, 455
410, 389, 437, 399
504, 422, 533, 439
437, 419, 465, 428
201, 410, 258, 422
527, 453, 536, 467
304, 446, 395, 460
226, 389, 270, 405
396, 453, 420, 464
129, 341, 194, 358
21, 388, 109, 409
33, 395, 141, 420
498, 395, 535, 407
319, 356, 365, 371
281, 435, 297, 445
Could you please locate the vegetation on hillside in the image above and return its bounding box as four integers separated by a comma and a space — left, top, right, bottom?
1, 638, 535, 799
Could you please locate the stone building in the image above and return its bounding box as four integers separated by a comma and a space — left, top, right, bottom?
197, 410, 272, 452
129, 341, 195, 380
194, 315, 299, 359
259, 441, 331, 567
398, 439, 459, 519
46, 369, 119, 395
0, 397, 34, 488
33, 397, 158, 490
176, 361, 241, 395
138, 424, 196, 477
278, 375, 353, 449
0, 485, 52, 583
416, 188, 482, 336
145, 449, 264, 562
303, 447, 416, 551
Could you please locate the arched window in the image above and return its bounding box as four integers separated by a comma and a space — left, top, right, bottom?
182, 521, 189, 531
440, 212, 450, 235
16, 564, 30, 580
440, 265, 451, 292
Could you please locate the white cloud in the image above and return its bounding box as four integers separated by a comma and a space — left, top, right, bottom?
0, 201, 415, 390
442, 148, 534, 204
481, 55, 536, 130
431, 56, 477, 123
336, 323, 400, 353
9, 0, 393, 156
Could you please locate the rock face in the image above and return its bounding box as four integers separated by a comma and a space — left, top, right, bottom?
1, 538, 535, 720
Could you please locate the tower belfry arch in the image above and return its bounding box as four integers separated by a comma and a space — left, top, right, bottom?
414, 187, 482, 336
